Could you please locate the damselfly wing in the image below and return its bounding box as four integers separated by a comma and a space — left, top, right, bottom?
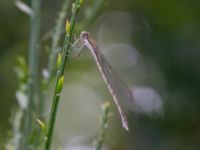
76, 31, 134, 130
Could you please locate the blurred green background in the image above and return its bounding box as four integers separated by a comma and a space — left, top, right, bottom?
1, 0, 200, 149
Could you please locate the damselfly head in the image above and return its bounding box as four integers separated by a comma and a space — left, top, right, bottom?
80, 31, 90, 39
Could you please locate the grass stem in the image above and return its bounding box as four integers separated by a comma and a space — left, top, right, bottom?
23, 0, 41, 149
44, 1, 81, 150
39, 0, 70, 119
94, 102, 112, 150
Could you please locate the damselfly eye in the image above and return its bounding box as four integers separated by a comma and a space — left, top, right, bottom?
80, 31, 90, 39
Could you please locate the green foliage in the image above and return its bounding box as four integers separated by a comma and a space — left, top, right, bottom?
1, 0, 200, 149
4, 0, 111, 149
94, 102, 112, 150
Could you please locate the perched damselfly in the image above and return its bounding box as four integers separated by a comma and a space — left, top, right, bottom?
73, 31, 134, 131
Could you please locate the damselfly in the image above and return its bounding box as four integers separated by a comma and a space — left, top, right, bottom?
73, 31, 134, 131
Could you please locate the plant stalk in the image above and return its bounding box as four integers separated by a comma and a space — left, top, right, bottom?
94, 102, 111, 150
23, 0, 41, 149
44, 1, 81, 150
39, 0, 70, 118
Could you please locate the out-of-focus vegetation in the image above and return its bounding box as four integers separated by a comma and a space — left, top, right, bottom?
0, 0, 200, 149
